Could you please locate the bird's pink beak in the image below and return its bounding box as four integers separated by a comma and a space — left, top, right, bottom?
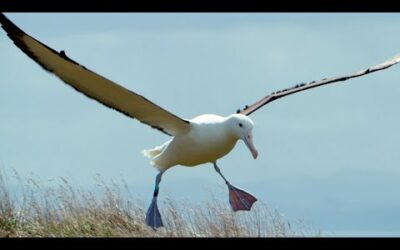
243, 130, 258, 159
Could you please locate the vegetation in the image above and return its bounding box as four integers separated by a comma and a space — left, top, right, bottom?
0, 168, 319, 237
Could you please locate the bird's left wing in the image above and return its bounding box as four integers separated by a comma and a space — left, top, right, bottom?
0, 13, 191, 136
239, 54, 400, 116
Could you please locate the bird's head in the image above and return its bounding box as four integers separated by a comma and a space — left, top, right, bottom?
226, 114, 258, 159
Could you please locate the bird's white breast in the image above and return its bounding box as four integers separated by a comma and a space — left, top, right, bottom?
152, 114, 238, 168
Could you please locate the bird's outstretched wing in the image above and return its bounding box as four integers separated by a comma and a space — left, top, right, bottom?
0, 13, 190, 136
239, 54, 400, 116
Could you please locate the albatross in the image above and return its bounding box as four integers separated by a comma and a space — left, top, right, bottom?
1, 14, 399, 229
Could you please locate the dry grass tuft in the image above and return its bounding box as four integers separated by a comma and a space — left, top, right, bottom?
0, 168, 320, 237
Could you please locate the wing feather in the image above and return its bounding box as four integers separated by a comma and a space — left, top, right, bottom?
239, 54, 400, 116
0, 13, 190, 136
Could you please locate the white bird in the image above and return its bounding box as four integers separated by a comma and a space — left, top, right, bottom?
1, 14, 399, 229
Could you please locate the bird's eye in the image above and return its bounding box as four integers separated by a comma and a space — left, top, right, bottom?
239, 123, 243, 128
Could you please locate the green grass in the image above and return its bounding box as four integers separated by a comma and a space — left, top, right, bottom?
0, 168, 320, 237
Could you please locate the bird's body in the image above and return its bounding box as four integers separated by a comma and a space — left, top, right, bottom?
143, 114, 247, 171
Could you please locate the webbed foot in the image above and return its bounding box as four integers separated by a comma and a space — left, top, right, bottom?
145, 197, 164, 229
228, 185, 257, 211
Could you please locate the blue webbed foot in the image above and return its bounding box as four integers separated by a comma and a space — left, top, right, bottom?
145, 197, 164, 229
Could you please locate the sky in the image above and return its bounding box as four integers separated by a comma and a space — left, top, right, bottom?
1, 13, 400, 236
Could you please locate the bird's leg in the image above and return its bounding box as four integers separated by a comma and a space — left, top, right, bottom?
213, 163, 257, 212
145, 171, 164, 229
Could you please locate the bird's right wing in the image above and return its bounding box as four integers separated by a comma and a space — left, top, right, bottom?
0, 13, 191, 136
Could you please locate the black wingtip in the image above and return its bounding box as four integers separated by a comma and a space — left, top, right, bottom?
0, 13, 6, 22
0, 13, 24, 37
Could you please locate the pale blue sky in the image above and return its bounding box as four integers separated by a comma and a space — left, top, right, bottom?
1, 13, 400, 236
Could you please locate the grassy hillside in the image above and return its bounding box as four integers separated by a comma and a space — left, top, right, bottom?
0, 169, 319, 237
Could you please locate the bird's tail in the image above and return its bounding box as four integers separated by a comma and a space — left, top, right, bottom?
141, 143, 168, 167
142, 146, 163, 160
142, 140, 171, 170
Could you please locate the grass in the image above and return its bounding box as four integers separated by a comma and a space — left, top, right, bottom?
0, 168, 320, 237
